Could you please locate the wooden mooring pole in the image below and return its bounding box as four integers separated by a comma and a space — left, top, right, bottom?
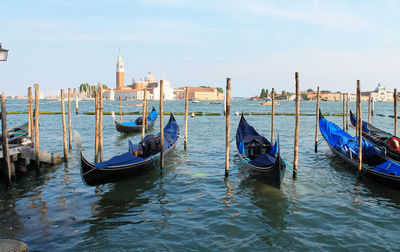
293, 72, 300, 178
61, 89, 68, 161
342, 93, 345, 130
225, 78, 231, 177
28, 87, 33, 139
357, 80, 362, 174
184, 87, 189, 150
75, 96, 79, 115
395, 89, 398, 136
271, 88, 275, 143
94, 91, 99, 163
346, 94, 349, 131
142, 89, 146, 140
99, 84, 104, 162
314, 86, 320, 153
34, 84, 40, 167
1, 93, 11, 184
160, 80, 164, 174
368, 96, 371, 124
371, 97, 374, 116
68, 88, 72, 150
145, 89, 148, 129
119, 98, 122, 123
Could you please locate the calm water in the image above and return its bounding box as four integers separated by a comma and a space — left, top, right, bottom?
1, 99, 400, 251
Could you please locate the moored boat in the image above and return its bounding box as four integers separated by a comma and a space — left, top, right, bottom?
113, 106, 157, 133
349, 111, 400, 162
236, 114, 285, 188
80, 114, 179, 186
319, 110, 400, 189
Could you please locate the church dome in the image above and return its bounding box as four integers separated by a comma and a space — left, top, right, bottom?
145, 71, 155, 82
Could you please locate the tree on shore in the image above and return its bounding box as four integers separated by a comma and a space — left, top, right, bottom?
260, 88, 266, 98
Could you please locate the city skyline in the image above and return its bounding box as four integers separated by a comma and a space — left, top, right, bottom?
1, 0, 400, 97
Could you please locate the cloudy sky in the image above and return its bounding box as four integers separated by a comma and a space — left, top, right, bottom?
1, 0, 400, 97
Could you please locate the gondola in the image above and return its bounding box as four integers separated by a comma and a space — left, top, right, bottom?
113, 106, 158, 133
0, 120, 30, 145
236, 114, 286, 188
349, 110, 400, 161
319, 110, 400, 189
80, 114, 179, 186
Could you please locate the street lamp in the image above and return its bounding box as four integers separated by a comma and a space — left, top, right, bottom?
0, 43, 9, 61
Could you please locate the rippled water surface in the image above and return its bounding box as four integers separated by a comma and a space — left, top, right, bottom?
1, 99, 400, 251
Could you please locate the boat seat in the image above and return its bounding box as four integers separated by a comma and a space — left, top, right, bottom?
128, 140, 140, 154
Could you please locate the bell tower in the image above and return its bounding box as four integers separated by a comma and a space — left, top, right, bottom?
116, 49, 124, 89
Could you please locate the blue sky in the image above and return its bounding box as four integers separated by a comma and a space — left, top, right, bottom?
1, 0, 400, 97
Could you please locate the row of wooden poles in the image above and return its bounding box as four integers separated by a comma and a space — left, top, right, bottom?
3, 77, 396, 183
92, 80, 190, 172
225, 74, 399, 179
1, 85, 40, 184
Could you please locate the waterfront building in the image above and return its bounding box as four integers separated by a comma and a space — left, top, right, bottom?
184, 86, 224, 100
361, 83, 394, 102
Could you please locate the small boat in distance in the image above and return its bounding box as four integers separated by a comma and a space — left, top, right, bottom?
319, 110, 400, 189
113, 106, 158, 133
190, 98, 200, 103
260, 98, 279, 105
236, 114, 286, 188
126, 103, 144, 107
79, 114, 180, 186
209, 102, 221, 105
349, 111, 400, 162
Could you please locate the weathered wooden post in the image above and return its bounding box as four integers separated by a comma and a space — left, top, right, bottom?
94, 91, 99, 162
346, 94, 349, 131
271, 88, 275, 143
145, 89, 148, 129
160, 80, 164, 174
293, 72, 300, 178
75, 98, 79, 115
357, 80, 362, 174
28, 87, 33, 138
68, 88, 72, 150
61, 89, 68, 161
119, 97, 122, 123
314, 86, 320, 152
1, 93, 11, 184
342, 93, 345, 130
395, 89, 398, 136
34, 84, 40, 167
225, 78, 231, 178
142, 89, 146, 140
184, 87, 189, 150
98, 83, 104, 162
371, 97, 374, 116
368, 96, 371, 124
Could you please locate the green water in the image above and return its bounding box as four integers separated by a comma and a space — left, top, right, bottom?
1, 99, 399, 251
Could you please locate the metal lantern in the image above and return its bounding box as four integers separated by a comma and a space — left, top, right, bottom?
0, 43, 9, 61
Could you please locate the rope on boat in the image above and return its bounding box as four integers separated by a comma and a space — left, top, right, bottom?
228, 157, 251, 173
151, 155, 166, 173
316, 138, 325, 146
356, 164, 372, 177
281, 158, 299, 174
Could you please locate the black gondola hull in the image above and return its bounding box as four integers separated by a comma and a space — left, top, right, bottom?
349, 111, 400, 162
238, 152, 285, 188
80, 139, 178, 186
115, 120, 156, 133
324, 137, 400, 189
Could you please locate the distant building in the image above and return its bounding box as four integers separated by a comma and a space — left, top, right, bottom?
361, 83, 394, 102
183, 86, 224, 100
